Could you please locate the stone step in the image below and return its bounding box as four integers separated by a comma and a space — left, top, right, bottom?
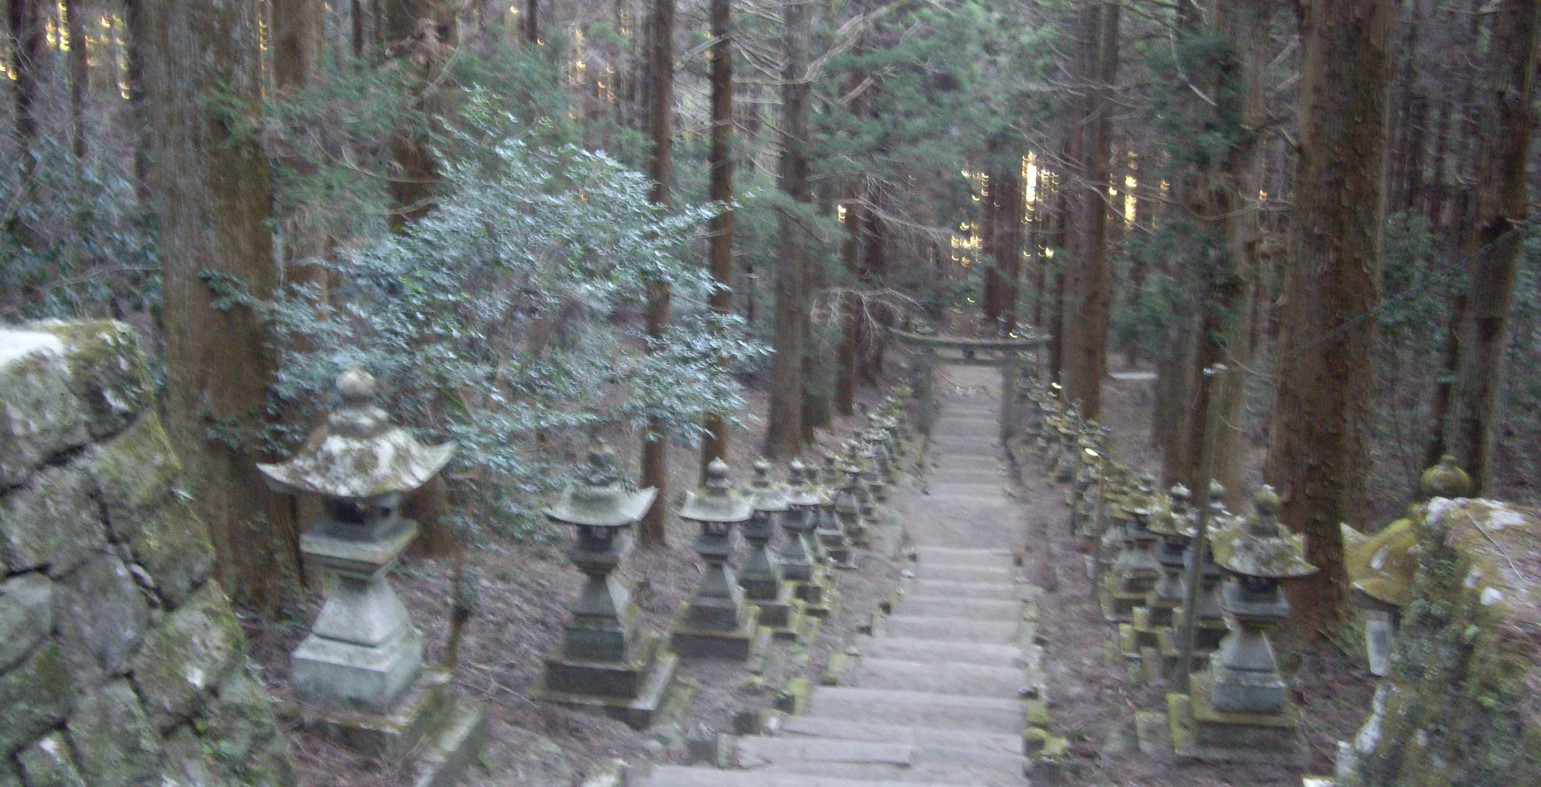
882, 615, 1020, 645
780, 716, 1024, 758
860, 637, 1033, 670
908, 579, 1019, 601
913, 547, 1016, 569
913, 564, 1016, 585
733, 736, 1027, 785
892, 596, 1022, 621
853, 657, 1029, 699
804, 687, 1025, 734
638, 765, 976, 787
923, 469, 1008, 486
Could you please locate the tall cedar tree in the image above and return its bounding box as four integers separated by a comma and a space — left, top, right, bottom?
701, 0, 735, 476
639, 0, 675, 546
1266, 0, 1394, 635
141, 0, 301, 612
1443, 0, 1540, 494
766, 0, 811, 460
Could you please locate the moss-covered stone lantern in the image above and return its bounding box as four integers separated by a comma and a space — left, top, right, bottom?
1123, 484, 1196, 676
782, 460, 838, 618
815, 453, 852, 566
670, 459, 766, 661
741, 459, 814, 642
258, 367, 485, 769
1170, 485, 1316, 765
533, 440, 677, 727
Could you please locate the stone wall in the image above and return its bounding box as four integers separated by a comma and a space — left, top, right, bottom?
1337, 497, 1540, 786
0, 321, 294, 787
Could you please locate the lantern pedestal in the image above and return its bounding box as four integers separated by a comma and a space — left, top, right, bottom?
534, 634, 680, 729
1166, 672, 1307, 766
670, 538, 770, 662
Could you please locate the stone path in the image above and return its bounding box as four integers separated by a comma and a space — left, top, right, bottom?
642, 369, 1041, 786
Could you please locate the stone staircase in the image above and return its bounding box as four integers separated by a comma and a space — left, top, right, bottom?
641, 385, 1042, 786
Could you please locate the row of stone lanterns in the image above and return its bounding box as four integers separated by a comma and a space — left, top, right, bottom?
1025, 379, 1319, 766
262, 370, 912, 742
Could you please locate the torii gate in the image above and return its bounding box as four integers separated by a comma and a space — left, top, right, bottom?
892, 328, 1049, 443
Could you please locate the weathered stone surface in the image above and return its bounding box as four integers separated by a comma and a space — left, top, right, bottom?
156, 724, 222, 787
0, 760, 20, 787
131, 583, 244, 732
33, 321, 154, 439
86, 414, 182, 529
64, 680, 159, 787
0, 466, 106, 576
122, 494, 215, 610
0, 330, 87, 488
198, 668, 295, 787
0, 572, 53, 670
16, 732, 87, 787
0, 642, 75, 757
56, 554, 151, 682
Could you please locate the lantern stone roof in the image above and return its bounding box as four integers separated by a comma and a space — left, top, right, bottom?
1211, 486, 1318, 579
679, 458, 753, 523
257, 367, 453, 501
747, 458, 789, 514
544, 441, 656, 527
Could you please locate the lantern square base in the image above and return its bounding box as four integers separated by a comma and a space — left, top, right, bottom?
292, 666, 488, 786
292, 625, 423, 715
670, 604, 768, 662
1167, 673, 1307, 767
1098, 584, 1144, 623
533, 635, 679, 730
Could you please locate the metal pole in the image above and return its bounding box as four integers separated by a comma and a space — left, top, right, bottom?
1174, 364, 1228, 686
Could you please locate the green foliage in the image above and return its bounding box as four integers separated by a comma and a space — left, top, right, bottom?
0, 141, 160, 322
268, 128, 766, 538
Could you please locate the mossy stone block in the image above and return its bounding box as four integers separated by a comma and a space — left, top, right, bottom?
198, 668, 295, 787
16, 732, 86, 787
123, 494, 215, 610
86, 414, 182, 533
130, 583, 244, 732
0, 641, 76, 758
64, 679, 160, 787
0, 572, 53, 671
0, 334, 87, 487
155, 724, 220, 787
33, 321, 154, 439
0, 466, 106, 576
56, 554, 150, 683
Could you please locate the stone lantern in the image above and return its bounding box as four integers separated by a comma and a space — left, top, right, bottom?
1162, 481, 1232, 674
1343, 454, 1471, 675
740, 459, 813, 642
1123, 484, 1194, 677
814, 453, 852, 566
533, 440, 677, 728
859, 432, 889, 504
1170, 485, 1316, 765
1101, 480, 1162, 623
833, 461, 867, 556
257, 368, 484, 772
670, 459, 766, 661
782, 461, 838, 619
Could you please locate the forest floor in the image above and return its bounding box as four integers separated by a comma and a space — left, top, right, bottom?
242, 353, 1376, 786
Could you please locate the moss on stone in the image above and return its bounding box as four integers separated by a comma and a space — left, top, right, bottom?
33, 320, 154, 439
130, 583, 245, 733
87, 414, 183, 532
65, 679, 160, 787
0, 642, 77, 758
15, 731, 86, 787
123, 493, 215, 610
198, 668, 295, 787
0, 343, 87, 488
0, 465, 106, 577
1344, 499, 1541, 786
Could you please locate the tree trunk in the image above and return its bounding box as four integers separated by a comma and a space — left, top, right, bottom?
1267, 0, 1393, 638
639, 0, 675, 545
1059, 0, 1119, 419
766, 0, 810, 460
701, 0, 734, 477
525, 0, 538, 44
1443, 0, 1540, 494
7, 0, 47, 183
65, 0, 88, 159
142, 0, 300, 613
383, 0, 455, 228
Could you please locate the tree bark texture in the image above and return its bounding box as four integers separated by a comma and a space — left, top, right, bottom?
1443, 0, 1540, 494
141, 0, 300, 613
65, 0, 88, 159
7, 0, 48, 181
638, 0, 675, 545
1059, 0, 1119, 420
1266, 0, 1394, 636
766, 0, 811, 460
701, 0, 734, 476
